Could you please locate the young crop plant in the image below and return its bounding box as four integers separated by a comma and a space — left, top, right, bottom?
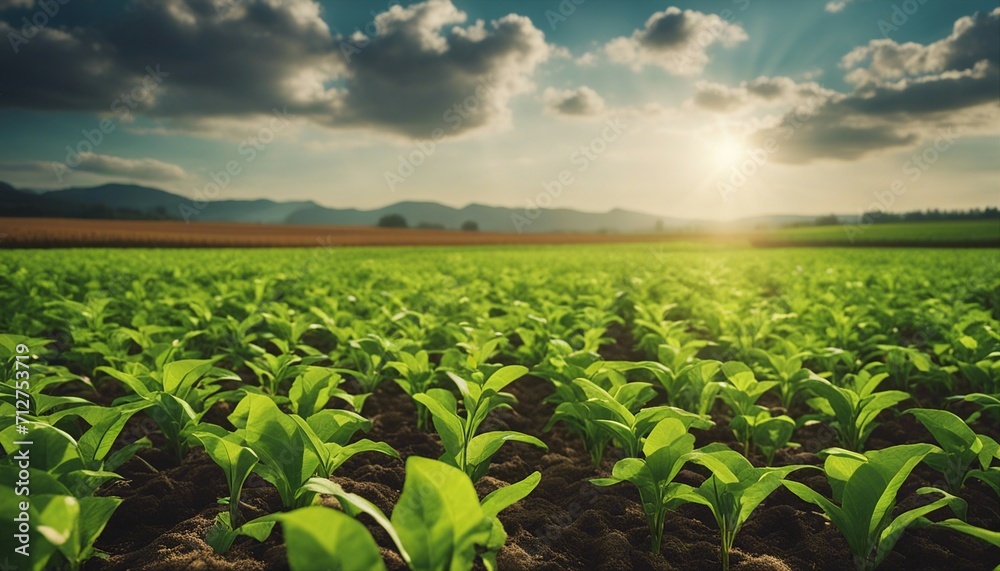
751, 345, 815, 409
287, 367, 355, 417
414, 365, 547, 480
545, 376, 651, 467
441, 326, 507, 376
306, 456, 541, 571
213, 313, 265, 370
260, 308, 324, 356
334, 333, 395, 411
682, 444, 809, 571
568, 377, 712, 459
1, 402, 153, 497
0, 484, 122, 571
246, 336, 329, 397
591, 418, 729, 554
714, 361, 797, 462
729, 410, 798, 466
782, 444, 967, 571
950, 392, 1000, 425
97, 359, 240, 462
631, 301, 687, 358
907, 408, 999, 494
386, 348, 438, 430
802, 365, 909, 452
225, 393, 397, 509
875, 344, 934, 393
650, 358, 723, 417
189, 432, 259, 551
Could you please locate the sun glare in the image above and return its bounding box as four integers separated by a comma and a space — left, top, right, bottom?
713, 137, 746, 169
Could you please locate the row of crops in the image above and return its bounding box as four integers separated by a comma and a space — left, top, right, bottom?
1, 245, 998, 570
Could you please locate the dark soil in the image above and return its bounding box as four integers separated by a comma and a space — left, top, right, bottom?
87, 376, 1000, 571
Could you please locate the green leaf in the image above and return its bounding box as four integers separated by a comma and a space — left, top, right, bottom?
306, 409, 371, 444
482, 365, 529, 393
481, 472, 541, 518
875, 487, 966, 567
466, 431, 547, 477
76, 401, 153, 467
229, 394, 319, 508
414, 390, 465, 457
302, 477, 409, 564
161, 359, 216, 397
192, 432, 258, 524
270, 507, 387, 571
922, 518, 1000, 547
391, 457, 491, 571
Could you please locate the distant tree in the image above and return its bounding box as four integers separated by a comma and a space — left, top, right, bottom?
416, 221, 446, 230
460, 220, 479, 232
377, 214, 408, 228
814, 214, 841, 226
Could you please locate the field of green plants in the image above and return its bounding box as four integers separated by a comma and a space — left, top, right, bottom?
1, 244, 998, 571
767, 220, 1000, 246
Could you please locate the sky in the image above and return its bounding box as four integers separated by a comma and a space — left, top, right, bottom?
0, 0, 997, 220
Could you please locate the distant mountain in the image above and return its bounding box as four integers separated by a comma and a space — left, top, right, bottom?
1, 181, 856, 233
46, 184, 185, 211
38, 183, 319, 224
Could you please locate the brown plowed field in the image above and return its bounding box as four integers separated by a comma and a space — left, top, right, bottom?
0, 218, 747, 248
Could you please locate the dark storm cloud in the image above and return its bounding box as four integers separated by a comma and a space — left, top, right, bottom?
0, 0, 553, 139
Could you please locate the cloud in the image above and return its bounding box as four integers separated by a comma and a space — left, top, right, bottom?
2, 153, 187, 181
0, 0, 34, 9
0, 0, 33, 9
745, 9, 1000, 164
543, 86, 606, 118
825, 0, 853, 13
604, 7, 747, 75
0, 0, 554, 140
71, 153, 188, 180
331, 0, 552, 138
691, 76, 833, 113
840, 8, 1000, 87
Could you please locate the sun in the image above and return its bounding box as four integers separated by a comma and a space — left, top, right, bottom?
713, 137, 746, 168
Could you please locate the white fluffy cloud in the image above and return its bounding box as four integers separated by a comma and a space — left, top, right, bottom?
744, 8, 1000, 164
0, 0, 555, 140
542, 86, 606, 118
691, 76, 834, 113
332, 0, 553, 138
604, 7, 747, 75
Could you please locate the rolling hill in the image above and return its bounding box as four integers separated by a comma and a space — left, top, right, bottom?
1, 181, 853, 233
